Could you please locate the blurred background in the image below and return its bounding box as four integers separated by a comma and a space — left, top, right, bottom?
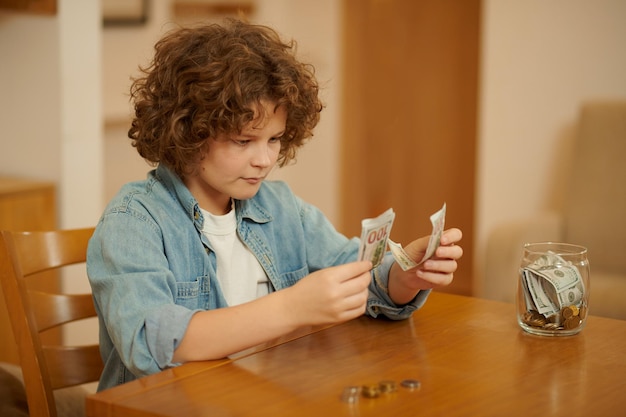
1, 0, 625, 306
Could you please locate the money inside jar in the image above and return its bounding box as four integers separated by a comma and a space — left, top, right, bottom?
520, 251, 587, 332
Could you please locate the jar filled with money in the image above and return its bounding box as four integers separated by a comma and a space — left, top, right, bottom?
517, 242, 590, 336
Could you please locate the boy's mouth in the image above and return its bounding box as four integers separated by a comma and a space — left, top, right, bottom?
242, 177, 263, 184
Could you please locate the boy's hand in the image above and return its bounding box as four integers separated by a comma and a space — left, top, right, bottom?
389, 228, 463, 304
285, 261, 372, 326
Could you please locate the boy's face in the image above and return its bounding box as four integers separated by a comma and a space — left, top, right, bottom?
184, 100, 286, 215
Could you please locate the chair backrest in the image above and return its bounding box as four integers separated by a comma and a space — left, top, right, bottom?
0, 228, 102, 417
563, 101, 626, 273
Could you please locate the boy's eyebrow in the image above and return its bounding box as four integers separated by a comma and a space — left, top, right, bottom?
242, 129, 286, 138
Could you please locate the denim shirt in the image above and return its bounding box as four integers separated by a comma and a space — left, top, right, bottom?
87, 165, 429, 391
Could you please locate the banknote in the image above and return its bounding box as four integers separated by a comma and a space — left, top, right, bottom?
357, 208, 395, 268
522, 268, 560, 315
521, 253, 585, 316
388, 239, 418, 271
418, 203, 447, 266
359, 203, 446, 271
375, 203, 447, 272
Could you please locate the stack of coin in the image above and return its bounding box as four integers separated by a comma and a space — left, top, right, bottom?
522, 310, 547, 328
341, 378, 421, 403
521, 303, 586, 331
400, 379, 421, 390
378, 380, 397, 393
562, 305, 583, 330
361, 384, 381, 399
562, 305, 579, 319
340, 386, 361, 403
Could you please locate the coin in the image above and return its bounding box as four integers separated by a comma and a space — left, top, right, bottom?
546, 313, 561, 324
361, 384, 381, 398
563, 316, 582, 330
400, 379, 421, 390
378, 380, 397, 393
528, 317, 547, 327
522, 311, 533, 321
561, 305, 579, 320
523, 310, 548, 328
561, 307, 573, 319
542, 322, 560, 330
340, 386, 361, 403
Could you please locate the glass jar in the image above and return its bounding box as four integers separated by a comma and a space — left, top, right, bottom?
517, 242, 590, 336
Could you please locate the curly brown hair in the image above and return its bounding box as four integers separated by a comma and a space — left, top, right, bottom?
129, 19, 323, 179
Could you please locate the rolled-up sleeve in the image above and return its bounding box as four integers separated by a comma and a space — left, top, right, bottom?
145, 304, 198, 370
88, 209, 200, 378
366, 254, 431, 320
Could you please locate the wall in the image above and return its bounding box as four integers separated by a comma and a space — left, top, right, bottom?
103, 0, 342, 224
0, 0, 103, 349
1, 0, 625, 317
257, 0, 342, 225
475, 0, 626, 295
0, 11, 61, 181
0, 0, 103, 230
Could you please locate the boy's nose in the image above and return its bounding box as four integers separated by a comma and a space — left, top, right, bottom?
251, 144, 273, 167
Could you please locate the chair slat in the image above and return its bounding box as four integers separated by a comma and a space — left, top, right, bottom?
30, 291, 96, 332
43, 344, 103, 389
13, 229, 94, 276
0, 228, 100, 417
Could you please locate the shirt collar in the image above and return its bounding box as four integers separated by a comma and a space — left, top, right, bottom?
155, 164, 273, 228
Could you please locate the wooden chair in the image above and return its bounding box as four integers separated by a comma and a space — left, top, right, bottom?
0, 228, 103, 417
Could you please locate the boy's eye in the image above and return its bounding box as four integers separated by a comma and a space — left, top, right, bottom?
232, 139, 250, 146
232, 137, 282, 146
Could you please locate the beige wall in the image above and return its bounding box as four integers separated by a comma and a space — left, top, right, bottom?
475, 0, 626, 295
0, 0, 103, 347
0, 0, 103, 232
0, 13, 62, 182
1, 0, 625, 305
102, 0, 342, 224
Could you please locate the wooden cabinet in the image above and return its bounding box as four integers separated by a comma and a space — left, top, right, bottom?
0, 177, 58, 364
341, 0, 479, 296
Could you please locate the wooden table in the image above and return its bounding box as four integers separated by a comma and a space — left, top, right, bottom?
86, 293, 626, 417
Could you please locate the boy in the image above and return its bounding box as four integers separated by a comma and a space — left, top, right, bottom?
87, 18, 463, 391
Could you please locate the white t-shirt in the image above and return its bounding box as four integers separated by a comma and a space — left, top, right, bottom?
200, 206, 269, 306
